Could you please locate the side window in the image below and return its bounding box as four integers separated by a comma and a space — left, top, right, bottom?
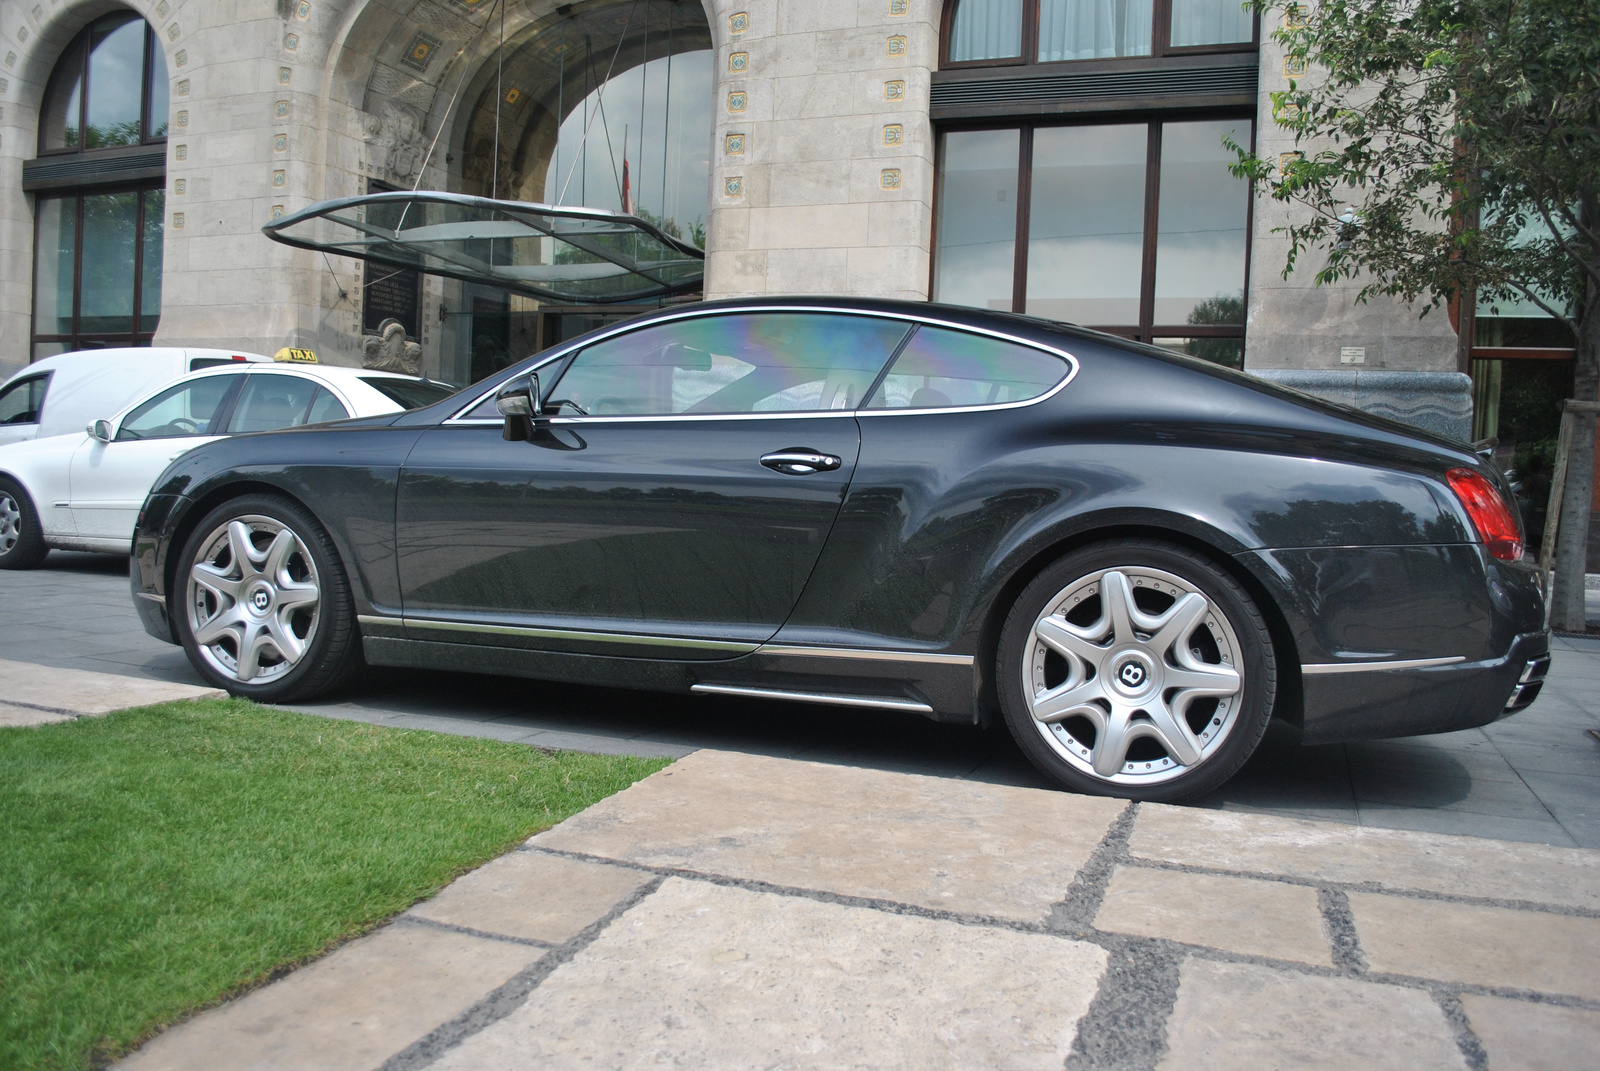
306, 387, 350, 425
0, 375, 50, 425
116, 375, 238, 440
549, 312, 912, 417
863, 326, 1069, 410
227, 375, 323, 433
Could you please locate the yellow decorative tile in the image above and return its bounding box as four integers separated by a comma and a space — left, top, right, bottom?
725, 133, 745, 155
729, 12, 748, 34
880, 168, 902, 191
883, 123, 903, 146
724, 176, 744, 197
1283, 55, 1307, 77
884, 79, 906, 101
887, 35, 907, 57
729, 51, 749, 74
727, 90, 747, 112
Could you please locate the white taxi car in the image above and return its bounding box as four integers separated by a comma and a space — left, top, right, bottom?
0, 362, 456, 568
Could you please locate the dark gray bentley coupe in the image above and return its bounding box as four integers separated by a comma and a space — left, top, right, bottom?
130, 298, 1549, 800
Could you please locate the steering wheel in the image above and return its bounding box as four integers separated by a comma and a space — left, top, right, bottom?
547, 398, 588, 415
166, 418, 201, 434
590, 397, 628, 415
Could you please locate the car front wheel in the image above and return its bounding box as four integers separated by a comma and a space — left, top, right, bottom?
997, 539, 1277, 802
174, 494, 363, 701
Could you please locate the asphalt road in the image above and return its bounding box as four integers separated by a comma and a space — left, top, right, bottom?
5, 551, 1598, 848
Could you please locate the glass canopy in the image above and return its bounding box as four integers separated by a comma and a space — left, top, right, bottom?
262, 191, 704, 304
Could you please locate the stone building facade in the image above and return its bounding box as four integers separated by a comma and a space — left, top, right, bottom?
0, 0, 1566, 445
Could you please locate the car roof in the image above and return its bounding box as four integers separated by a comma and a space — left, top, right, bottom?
108, 361, 432, 421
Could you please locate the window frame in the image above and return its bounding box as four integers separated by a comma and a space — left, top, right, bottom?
940, 0, 1260, 71
929, 112, 1255, 357
36, 12, 168, 158
30, 181, 165, 354
0, 372, 54, 427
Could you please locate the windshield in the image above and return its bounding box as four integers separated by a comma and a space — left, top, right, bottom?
359, 377, 458, 410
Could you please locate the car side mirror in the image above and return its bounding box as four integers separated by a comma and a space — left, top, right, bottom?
88, 419, 113, 443
495, 372, 541, 442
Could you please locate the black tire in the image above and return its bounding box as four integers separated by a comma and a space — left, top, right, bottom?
996, 538, 1276, 803
173, 493, 364, 702
0, 476, 50, 570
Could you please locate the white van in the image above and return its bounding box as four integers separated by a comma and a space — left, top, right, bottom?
0, 348, 271, 449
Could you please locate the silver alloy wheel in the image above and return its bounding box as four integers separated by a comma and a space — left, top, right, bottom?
186, 515, 321, 684
1023, 566, 1244, 786
0, 491, 19, 555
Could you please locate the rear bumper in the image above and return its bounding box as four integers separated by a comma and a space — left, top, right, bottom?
1299, 630, 1550, 745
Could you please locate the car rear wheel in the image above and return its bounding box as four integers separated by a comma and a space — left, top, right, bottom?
0, 477, 49, 570
174, 494, 363, 701
997, 539, 1276, 802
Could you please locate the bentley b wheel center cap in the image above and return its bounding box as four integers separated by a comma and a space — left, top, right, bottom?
1108, 649, 1158, 698
248, 584, 274, 615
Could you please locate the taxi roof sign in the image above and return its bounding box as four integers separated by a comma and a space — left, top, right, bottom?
274, 347, 318, 363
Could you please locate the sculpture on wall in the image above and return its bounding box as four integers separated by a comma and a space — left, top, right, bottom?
362, 318, 423, 375
363, 100, 427, 183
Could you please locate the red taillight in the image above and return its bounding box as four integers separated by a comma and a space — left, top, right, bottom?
231, 355, 248, 361
1446, 468, 1523, 561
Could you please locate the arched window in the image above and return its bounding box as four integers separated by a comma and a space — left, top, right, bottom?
27, 12, 168, 359
932, 0, 1256, 366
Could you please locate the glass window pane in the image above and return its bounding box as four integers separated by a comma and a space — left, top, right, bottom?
39, 38, 84, 152
307, 387, 351, 424
140, 189, 164, 328
86, 16, 145, 149
78, 192, 139, 335
948, 0, 1023, 62
34, 197, 77, 337
1154, 120, 1249, 328
933, 129, 1019, 312
1039, 0, 1153, 62
1025, 124, 1148, 326
117, 376, 237, 440
865, 326, 1068, 409
1170, 0, 1254, 47
0, 377, 50, 426
146, 30, 169, 139
550, 313, 911, 416
229, 375, 322, 433
1151, 337, 1245, 370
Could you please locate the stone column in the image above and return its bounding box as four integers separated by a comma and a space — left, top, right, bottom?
1243, 5, 1471, 441
701, 0, 937, 301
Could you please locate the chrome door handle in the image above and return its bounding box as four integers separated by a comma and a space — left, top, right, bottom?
761, 449, 842, 476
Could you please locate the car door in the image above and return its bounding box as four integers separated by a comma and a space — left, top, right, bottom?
396, 310, 914, 658
0, 373, 52, 448
67, 373, 244, 541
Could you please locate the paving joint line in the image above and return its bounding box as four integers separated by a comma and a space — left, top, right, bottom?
375, 875, 667, 1071
1316, 888, 1367, 973
0, 698, 84, 717
522, 844, 1062, 936
1120, 856, 1600, 918
1048, 801, 1138, 935
1434, 990, 1490, 1071
394, 913, 555, 949
1064, 934, 1184, 1071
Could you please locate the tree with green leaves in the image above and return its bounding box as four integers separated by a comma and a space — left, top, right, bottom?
1231, 0, 1600, 629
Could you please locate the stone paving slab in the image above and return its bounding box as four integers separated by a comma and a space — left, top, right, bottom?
1348, 893, 1600, 1001
406, 851, 652, 946
112, 751, 1600, 1071
1157, 960, 1467, 1071
531, 749, 1127, 923
0, 657, 223, 722
428, 877, 1108, 1071
1094, 866, 1331, 967
1129, 802, 1600, 910
1458, 994, 1600, 1071
118, 922, 544, 1071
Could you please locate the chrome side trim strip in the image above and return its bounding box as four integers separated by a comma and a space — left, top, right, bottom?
691, 683, 935, 714
1301, 655, 1467, 675
382, 615, 760, 654
357, 614, 405, 629
445, 304, 1080, 424
755, 644, 975, 666
135, 591, 167, 606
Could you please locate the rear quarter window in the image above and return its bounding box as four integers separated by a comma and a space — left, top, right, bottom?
863, 326, 1068, 410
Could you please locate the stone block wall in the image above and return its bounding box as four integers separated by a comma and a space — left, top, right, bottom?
702, 0, 937, 301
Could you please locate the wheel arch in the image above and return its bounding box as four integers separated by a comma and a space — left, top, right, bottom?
973, 519, 1304, 730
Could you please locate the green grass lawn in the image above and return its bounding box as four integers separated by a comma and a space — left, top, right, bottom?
0, 698, 670, 1071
